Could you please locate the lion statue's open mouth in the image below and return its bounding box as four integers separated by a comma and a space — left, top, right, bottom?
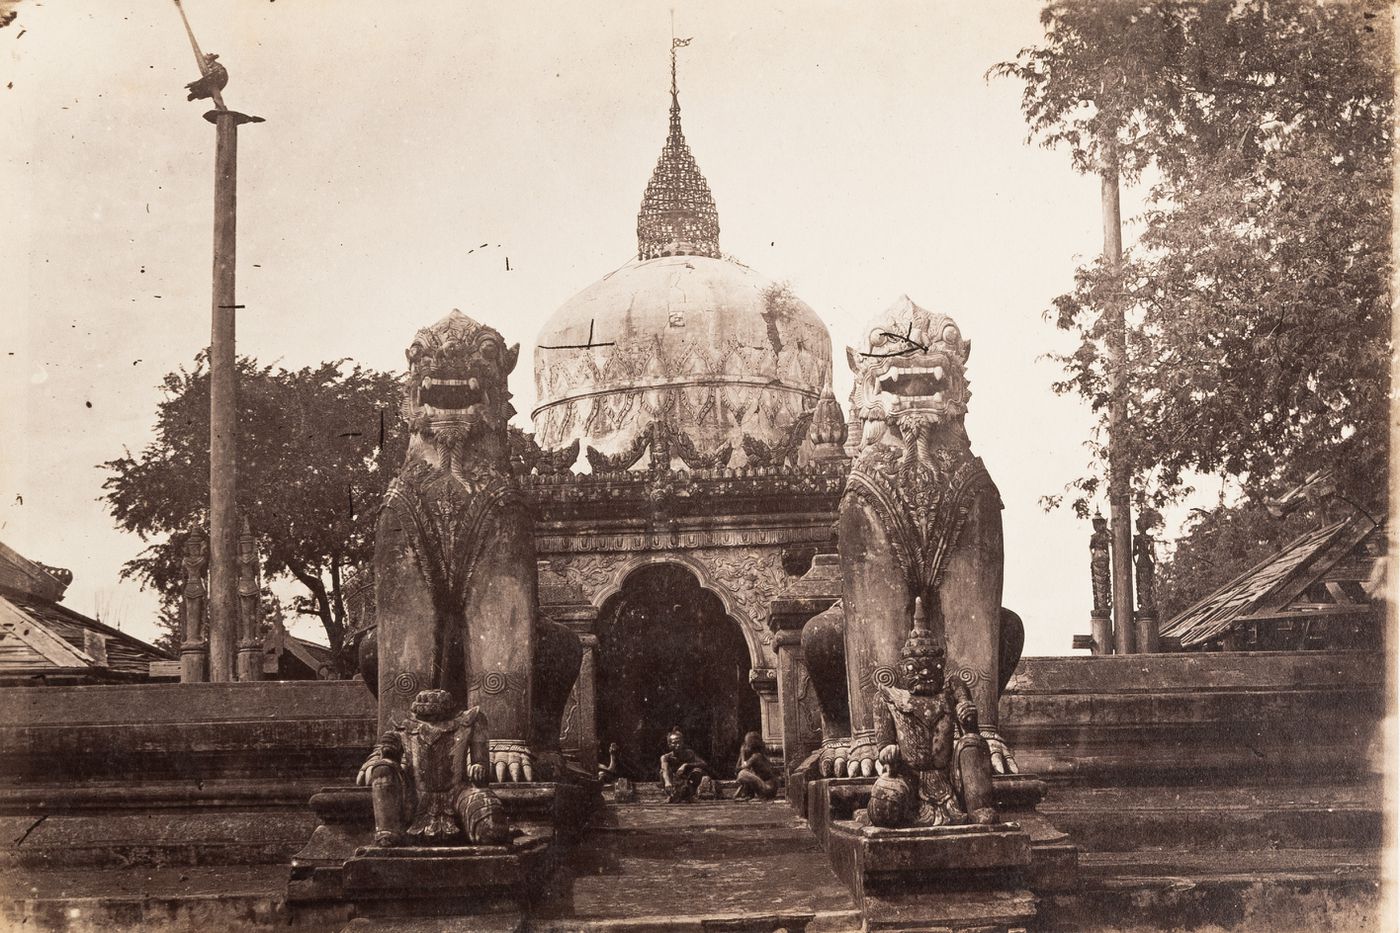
403, 309, 519, 440
849, 296, 971, 430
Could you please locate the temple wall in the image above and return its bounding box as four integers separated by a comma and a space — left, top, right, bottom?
1000, 650, 1384, 784
0, 649, 1379, 794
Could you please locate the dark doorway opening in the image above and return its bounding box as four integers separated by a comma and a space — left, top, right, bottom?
595, 563, 760, 781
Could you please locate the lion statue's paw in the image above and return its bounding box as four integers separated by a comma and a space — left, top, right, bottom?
490, 741, 535, 783
981, 727, 1019, 774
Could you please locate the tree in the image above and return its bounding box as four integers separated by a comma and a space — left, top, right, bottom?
992, 1, 1391, 515
102, 355, 406, 672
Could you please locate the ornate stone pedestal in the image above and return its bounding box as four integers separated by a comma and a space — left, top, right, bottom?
806, 774, 1076, 932
287, 781, 596, 924
828, 821, 1035, 933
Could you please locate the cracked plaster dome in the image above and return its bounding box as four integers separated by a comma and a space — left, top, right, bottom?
532, 77, 832, 461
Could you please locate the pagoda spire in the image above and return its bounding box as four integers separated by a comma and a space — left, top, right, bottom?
636, 36, 721, 261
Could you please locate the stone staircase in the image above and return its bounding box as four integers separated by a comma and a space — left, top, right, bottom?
1, 777, 1383, 932
1034, 779, 1383, 932
532, 797, 859, 932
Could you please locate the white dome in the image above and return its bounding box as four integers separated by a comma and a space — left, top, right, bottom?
532, 255, 831, 458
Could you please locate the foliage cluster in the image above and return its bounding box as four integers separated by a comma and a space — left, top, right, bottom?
102, 355, 405, 670
992, 0, 1391, 516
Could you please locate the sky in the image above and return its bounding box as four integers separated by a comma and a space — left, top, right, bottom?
1, 0, 1157, 656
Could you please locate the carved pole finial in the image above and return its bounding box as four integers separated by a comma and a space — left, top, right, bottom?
912, 595, 928, 634
236, 515, 264, 681
179, 525, 210, 683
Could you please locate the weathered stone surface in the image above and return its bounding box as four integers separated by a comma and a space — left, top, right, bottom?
0, 681, 376, 784
531, 798, 858, 929
343, 916, 524, 933
998, 651, 1384, 782
341, 837, 547, 894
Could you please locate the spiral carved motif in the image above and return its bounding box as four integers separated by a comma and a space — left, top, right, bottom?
949, 667, 988, 688
861, 664, 900, 693
391, 670, 422, 698
470, 670, 526, 699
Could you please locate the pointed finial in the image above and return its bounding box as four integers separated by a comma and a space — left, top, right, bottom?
901, 596, 942, 662
808, 386, 848, 459
637, 33, 720, 262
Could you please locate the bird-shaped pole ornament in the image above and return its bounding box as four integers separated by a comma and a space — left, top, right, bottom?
172, 0, 228, 111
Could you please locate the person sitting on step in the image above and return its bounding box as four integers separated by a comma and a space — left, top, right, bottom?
734, 731, 779, 800
660, 727, 719, 803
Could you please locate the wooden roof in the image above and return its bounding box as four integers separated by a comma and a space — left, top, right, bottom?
1160, 513, 1381, 649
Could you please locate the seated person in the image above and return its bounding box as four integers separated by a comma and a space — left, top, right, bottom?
734, 731, 779, 799
659, 727, 718, 802
598, 741, 621, 782
597, 741, 634, 783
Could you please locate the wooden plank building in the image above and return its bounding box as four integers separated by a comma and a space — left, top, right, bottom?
1159, 512, 1385, 652
0, 540, 171, 685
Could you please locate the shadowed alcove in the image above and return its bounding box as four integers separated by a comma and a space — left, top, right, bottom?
594, 563, 760, 781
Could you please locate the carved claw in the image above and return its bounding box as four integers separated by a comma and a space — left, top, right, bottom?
815, 739, 851, 779
489, 742, 534, 783
859, 757, 876, 777
356, 754, 397, 787
981, 728, 1019, 774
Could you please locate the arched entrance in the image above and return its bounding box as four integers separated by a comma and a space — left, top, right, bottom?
595, 563, 760, 780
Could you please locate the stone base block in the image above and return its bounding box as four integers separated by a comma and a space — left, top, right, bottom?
827, 821, 1035, 932
808, 775, 1062, 932
859, 887, 1037, 933
333, 837, 547, 923
342, 838, 547, 895
288, 780, 596, 915
811, 773, 1079, 892
342, 916, 524, 933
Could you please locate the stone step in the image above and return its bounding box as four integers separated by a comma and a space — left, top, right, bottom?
1039, 782, 1382, 853
1041, 847, 1382, 933
1077, 845, 1380, 882
532, 800, 858, 930
0, 808, 320, 870
0, 865, 345, 933
4, 843, 1382, 932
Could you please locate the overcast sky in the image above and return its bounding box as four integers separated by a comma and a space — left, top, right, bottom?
2, 0, 1157, 656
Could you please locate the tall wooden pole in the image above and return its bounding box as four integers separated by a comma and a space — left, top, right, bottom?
207, 108, 242, 682
175, 0, 262, 679
1100, 135, 1136, 655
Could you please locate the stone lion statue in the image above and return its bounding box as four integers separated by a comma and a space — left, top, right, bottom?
372, 309, 580, 783
834, 295, 1022, 778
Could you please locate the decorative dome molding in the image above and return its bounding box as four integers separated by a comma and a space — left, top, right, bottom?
532, 256, 831, 460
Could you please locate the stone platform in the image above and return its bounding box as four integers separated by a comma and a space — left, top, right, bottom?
531, 797, 859, 931
0, 653, 1384, 930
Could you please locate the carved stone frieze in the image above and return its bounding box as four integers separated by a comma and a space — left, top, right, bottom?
536, 523, 833, 556
691, 546, 791, 645
545, 545, 794, 652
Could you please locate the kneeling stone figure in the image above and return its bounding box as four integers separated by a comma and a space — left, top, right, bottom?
357, 688, 513, 847
868, 599, 998, 828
